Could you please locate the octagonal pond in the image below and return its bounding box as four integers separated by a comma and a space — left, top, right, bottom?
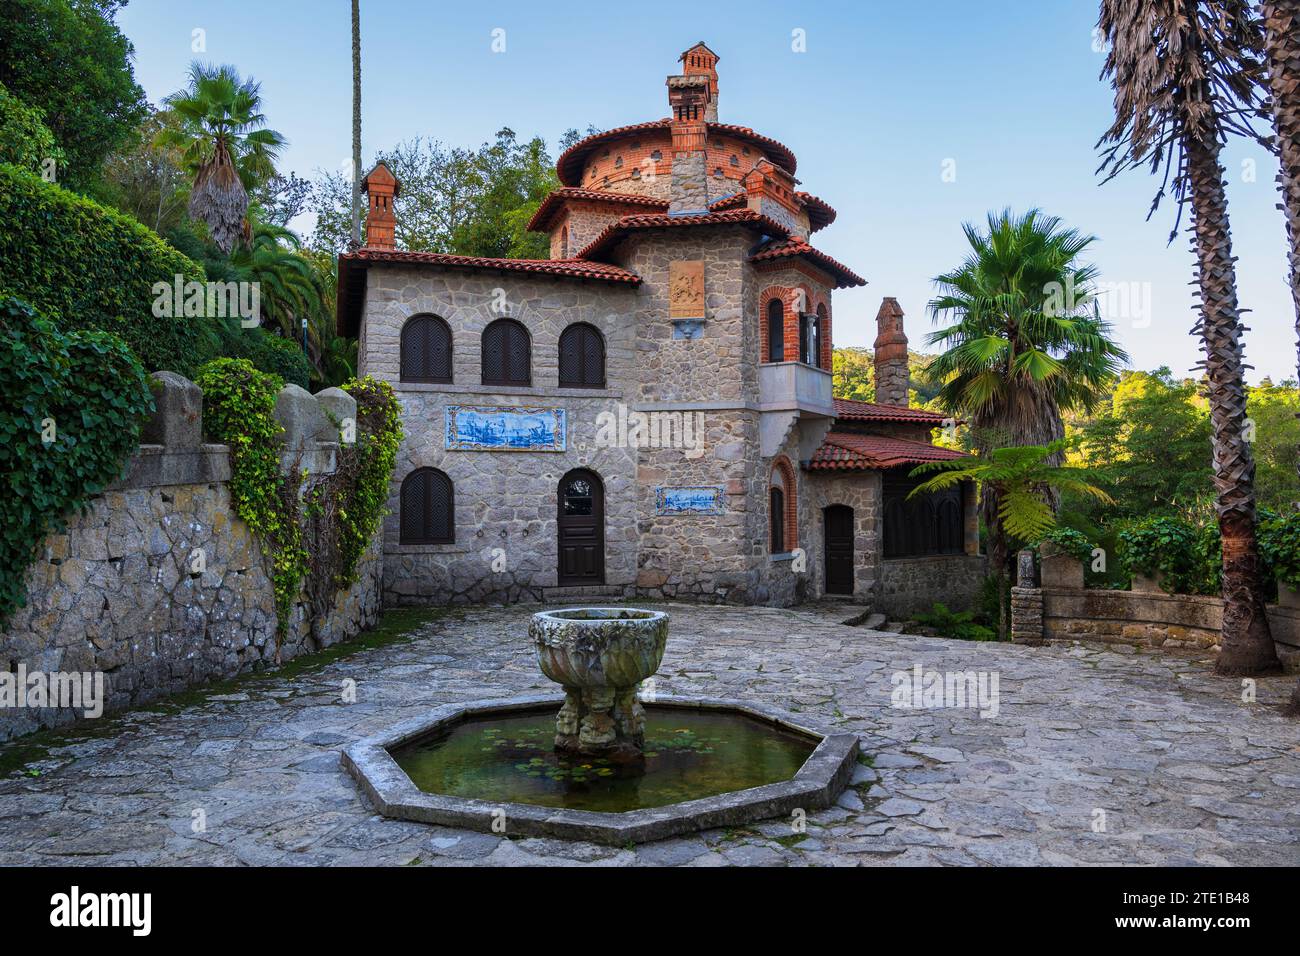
390, 703, 818, 813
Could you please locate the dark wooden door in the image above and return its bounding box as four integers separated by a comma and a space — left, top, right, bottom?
557, 469, 605, 586
824, 505, 855, 595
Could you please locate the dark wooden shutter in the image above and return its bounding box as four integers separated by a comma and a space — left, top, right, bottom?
559, 323, 605, 387
401, 315, 452, 383
766, 299, 784, 362
400, 468, 454, 544
883, 469, 964, 557
483, 319, 530, 386
770, 487, 785, 553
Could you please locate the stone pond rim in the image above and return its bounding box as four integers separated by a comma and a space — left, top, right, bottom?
340, 694, 861, 845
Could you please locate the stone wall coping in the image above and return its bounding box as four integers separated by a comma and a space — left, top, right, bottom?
109, 443, 231, 490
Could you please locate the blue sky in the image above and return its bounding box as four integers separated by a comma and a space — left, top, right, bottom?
117, 0, 1294, 383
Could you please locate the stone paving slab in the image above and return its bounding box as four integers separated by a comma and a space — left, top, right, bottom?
1, 601, 1297, 866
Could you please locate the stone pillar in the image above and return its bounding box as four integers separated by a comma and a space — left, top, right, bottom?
1011, 548, 1044, 645
962, 480, 979, 556
873, 297, 910, 407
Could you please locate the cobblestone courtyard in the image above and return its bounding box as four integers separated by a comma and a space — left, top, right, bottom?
1, 603, 1297, 867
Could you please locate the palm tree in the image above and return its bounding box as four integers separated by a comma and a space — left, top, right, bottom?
926, 208, 1128, 575
1260, 1, 1300, 715
1097, 0, 1280, 676
350, 0, 362, 250
909, 440, 1113, 545
158, 63, 286, 253
226, 220, 327, 343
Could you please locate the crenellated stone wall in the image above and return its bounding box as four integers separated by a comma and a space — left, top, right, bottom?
0, 372, 384, 741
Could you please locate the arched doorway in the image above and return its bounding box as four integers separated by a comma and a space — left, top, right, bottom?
557, 469, 605, 586
823, 505, 854, 595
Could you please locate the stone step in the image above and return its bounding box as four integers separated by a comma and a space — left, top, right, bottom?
541, 585, 628, 603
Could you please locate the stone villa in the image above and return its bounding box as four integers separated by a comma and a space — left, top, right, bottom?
336, 42, 983, 614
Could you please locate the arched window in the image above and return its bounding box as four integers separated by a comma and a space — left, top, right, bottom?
400, 314, 452, 384
770, 486, 786, 554
558, 322, 606, 388
815, 303, 828, 369
560, 226, 569, 258
766, 299, 784, 362
481, 318, 530, 386
798, 310, 812, 365
770, 457, 798, 553
400, 468, 454, 544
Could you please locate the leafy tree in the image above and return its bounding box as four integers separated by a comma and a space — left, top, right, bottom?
157, 62, 286, 253
0, 82, 65, 173
0, 0, 146, 189
93, 108, 189, 235
1098, 0, 1280, 676
252, 172, 314, 228
310, 129, 560, 259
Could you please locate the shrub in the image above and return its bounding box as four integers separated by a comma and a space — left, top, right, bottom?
1116, 515, 1219, 595
1258, 511, 1300, 590
0, 297, 154, 626
914, 602, 998, 641
217, 322, 312, 389
0, 162, 215, 376
1039, 527, 1094, 564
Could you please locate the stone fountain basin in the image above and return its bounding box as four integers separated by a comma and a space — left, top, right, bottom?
530, 607, 668, 689
340, 695, 860, 846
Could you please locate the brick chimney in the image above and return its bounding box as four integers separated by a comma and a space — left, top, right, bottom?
873, 297, 910, 407
679, 42, 719, 122
362, 161, 399, 250
666, 45, 714, 213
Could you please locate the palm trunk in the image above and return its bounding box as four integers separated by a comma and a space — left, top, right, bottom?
1262, 0, 1300, 712
1185, 135, 1281, 676
349, 0, 362, 250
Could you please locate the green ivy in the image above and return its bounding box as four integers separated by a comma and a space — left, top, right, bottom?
1038, 527, 1094, 565
0, 162, 214, 376
194, 358, 308, 640
336, 377, 402, 585
1116, 515, 1220, 595
0, 297, 154, 627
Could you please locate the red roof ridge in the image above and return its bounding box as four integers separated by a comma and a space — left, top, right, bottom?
809, 431, 968, 471
526, 187, 670, 232
575, 208, 791, 262
832, 397, 949, 423
750, 238, 866, 289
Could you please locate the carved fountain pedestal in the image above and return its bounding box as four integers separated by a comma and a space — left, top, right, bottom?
530, 608, 669, 761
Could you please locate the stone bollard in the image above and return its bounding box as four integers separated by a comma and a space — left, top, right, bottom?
142, 371, 203, 446
313, 387, 357, 444
273, 384, 330, 451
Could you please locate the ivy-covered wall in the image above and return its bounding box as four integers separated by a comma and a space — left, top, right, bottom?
0, 372, 388, 741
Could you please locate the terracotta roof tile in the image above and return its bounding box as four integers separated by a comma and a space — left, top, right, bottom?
335, 249, 640, 338
576, 209, 790, 261
526, 188, 670, 232
832, 398, 949, 424
750, 238, 866, 288
796, 191, 836, 233
808, 432, 968, 471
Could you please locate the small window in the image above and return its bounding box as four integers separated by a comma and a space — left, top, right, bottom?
814, 304, 828, 369
482, 318, 531, 386
770, 487, 786, 554
766, 299, 784, 362
400, 468, 454, 544
560, 226, 569, 259
400, 314, 452, 383
558, 322, 605, 388
799, 311, 812, 365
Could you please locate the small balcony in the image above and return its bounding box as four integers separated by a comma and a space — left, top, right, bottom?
758, 361, 834, 418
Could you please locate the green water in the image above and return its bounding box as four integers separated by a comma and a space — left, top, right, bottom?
391, 707, 816, 813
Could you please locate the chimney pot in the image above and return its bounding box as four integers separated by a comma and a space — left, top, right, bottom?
873, 297, 910, 407
362, 161, 399, 250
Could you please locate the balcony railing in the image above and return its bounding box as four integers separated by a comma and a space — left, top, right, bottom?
758, 360, 834, 417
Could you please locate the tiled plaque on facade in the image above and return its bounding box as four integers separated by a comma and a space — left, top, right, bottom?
445, 405, 566, 451
655, 485, 726, 515
668, 260, 705, 319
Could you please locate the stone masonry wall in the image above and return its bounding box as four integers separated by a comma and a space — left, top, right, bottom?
0, 375, 383, 741
878, 554, 987, 617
